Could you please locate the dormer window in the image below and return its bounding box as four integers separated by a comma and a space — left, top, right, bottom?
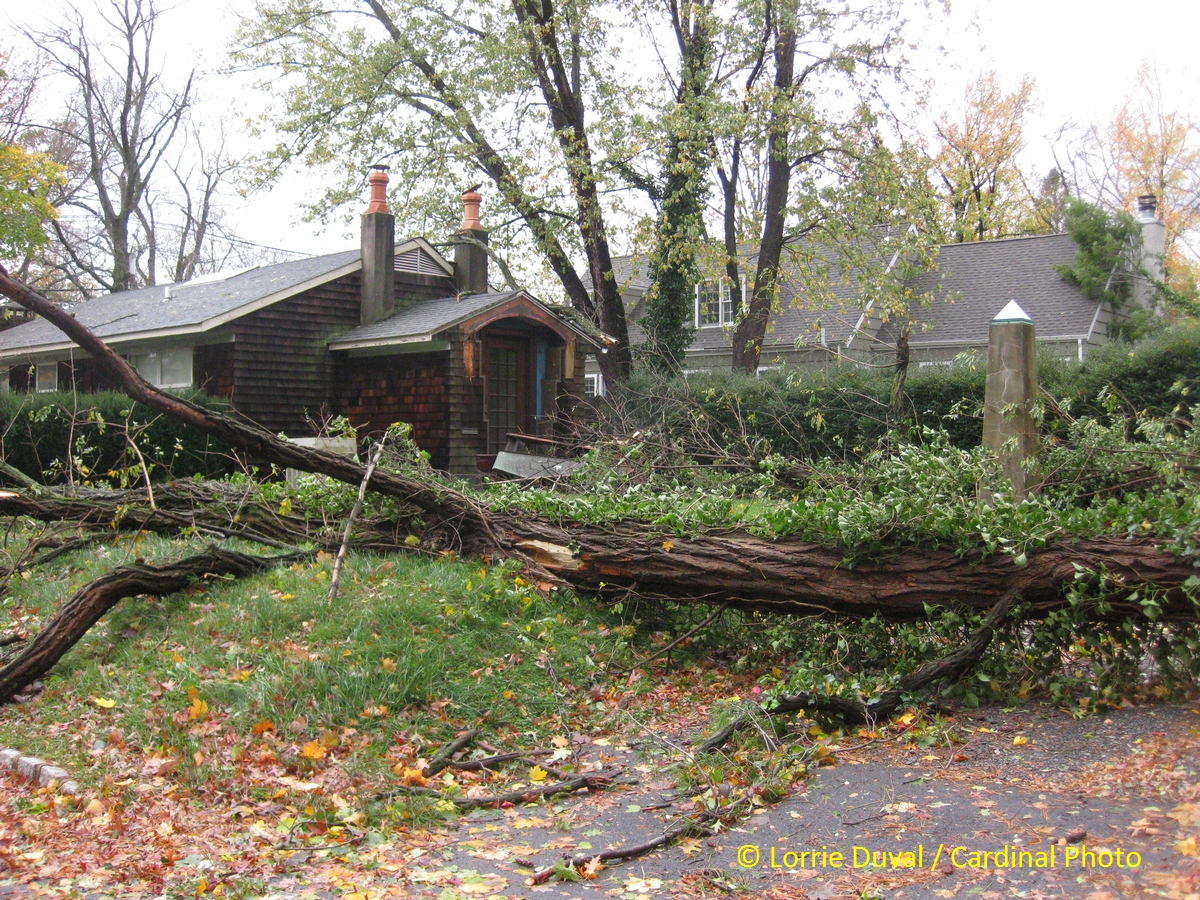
694, 278, 744, 327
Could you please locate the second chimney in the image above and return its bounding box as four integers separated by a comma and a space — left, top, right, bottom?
1135, 193, 1166, 310
454, 189, 489, 295
361, 165, 395, 326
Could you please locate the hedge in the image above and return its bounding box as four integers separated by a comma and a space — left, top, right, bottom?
606, 322, 1200, 462
0, 390, 238, 486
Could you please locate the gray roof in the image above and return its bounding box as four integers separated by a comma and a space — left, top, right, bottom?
329, 290, 599, 350
0, 248, 363, 357
876, 233, 1096, 346
604, 232, 1096, 356
330, 291, 521, 347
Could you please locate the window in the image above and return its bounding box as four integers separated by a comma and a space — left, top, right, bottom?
131, 348, 193, 388
917, 360, 953, 369
35, 362, 57, 393
694, 279, 743, 327
584, 373, 604, 398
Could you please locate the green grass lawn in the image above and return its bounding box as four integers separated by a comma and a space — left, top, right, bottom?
0, 529, 639, 799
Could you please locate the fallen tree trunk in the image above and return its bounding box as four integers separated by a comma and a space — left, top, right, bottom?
0, 547, 301, 703
504, 520, 1200, 621
0, 266, 1197, 623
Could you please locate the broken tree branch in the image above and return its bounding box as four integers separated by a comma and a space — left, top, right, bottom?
0, 547, 304, 704
377, 766, 629, 808
328, 436, 388, 604
1, 267, 1197, 625
422, 728, 480, 777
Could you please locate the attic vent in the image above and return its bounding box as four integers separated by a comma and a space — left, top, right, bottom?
395, 248, 442, 276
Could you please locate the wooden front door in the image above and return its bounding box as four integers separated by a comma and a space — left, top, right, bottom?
486, 338, 530, 452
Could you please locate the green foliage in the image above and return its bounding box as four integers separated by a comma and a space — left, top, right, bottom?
0, 142, 63, 260
0, 390, 237, 485
1055, 198, 1142, 308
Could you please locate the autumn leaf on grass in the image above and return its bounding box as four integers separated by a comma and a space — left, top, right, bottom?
301, 741, 327, 761
395, 766, 428, 787
92, 696, 116, 709
251, 719, 274, 735
528, 765, 549, 783
678, 837, 704, 856
381, 658, 396, 673
188, 697, 209, 720
551, 735, 570, 749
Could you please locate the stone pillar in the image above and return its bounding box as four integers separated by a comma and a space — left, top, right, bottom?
982, 300, 1039, 500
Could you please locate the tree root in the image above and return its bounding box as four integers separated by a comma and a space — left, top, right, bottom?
0, 546, 306, 703
696, 590, 1022, 752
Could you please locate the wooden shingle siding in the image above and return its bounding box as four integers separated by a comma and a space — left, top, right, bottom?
230, 274, 363, 435
333, 351, 451, 471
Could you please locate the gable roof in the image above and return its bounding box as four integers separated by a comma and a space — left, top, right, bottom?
0, 238, 452, 360
328, 290, 600, 351
875, 233, 1097, 347
604, 232, 1099, 357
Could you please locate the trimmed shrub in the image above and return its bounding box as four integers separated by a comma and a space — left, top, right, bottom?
0, 390, 238, 485
603, 322, 1200, 462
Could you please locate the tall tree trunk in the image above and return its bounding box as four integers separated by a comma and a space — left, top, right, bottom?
731, 3, 796, 374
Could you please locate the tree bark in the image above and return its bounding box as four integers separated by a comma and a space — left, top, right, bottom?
0, 548, 298, 703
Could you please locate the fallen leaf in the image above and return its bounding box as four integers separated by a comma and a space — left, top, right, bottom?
678, 837, 703, 856
301, 741, 327, 761
381, 658, 396, 673
581, 856, 604, 879
1177, 835, 1199, 857
661, 540, 674, 552
529, 765, 548, 783
1012, 735, 1028, 746
92, 696, 116, 709
188, 697, 209, 720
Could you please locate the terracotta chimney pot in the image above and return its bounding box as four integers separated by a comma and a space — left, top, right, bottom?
461, 189, 483, 231
366, 165, 390, 214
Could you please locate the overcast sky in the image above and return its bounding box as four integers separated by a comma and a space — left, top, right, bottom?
8, 0, 1198, 261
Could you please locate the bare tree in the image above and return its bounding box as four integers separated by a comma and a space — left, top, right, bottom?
23, 0, 246, 297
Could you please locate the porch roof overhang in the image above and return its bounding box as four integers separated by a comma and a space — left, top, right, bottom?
328, 290, 602, 352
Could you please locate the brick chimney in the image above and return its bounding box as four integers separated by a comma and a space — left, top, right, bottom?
454, 188, 489, 295
361, 165, 395, 326
1135, 193, 1166, 310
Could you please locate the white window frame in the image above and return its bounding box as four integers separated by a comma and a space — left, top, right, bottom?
583, 373, 604, 398
130, 347, 193, 389
917, 359, 953, 369
35, 362, 57, 393
694, 278, 745, 328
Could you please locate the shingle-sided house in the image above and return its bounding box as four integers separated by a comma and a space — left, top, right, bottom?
584, 198, 1167, 392
0, 171, 596, 474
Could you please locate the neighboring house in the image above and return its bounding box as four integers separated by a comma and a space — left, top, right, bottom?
0, 171, 596, 475
585, 198, 1167, 392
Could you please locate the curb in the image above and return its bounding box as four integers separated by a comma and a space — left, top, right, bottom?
0, 747, 79, 795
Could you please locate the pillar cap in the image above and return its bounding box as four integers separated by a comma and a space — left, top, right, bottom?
992, 300, 1032, 324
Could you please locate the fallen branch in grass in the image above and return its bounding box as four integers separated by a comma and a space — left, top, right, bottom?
328, 436, 389, 604
377, 766, 630, 808
443, 748, 554, 771
0, 547, 306, 703
422, 728, 480, 777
